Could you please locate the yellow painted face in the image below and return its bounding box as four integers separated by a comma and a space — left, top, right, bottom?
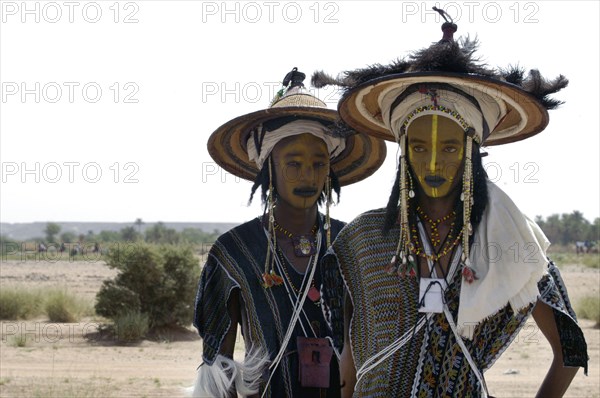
407, 115, 465, 198
271, 133, 330, 210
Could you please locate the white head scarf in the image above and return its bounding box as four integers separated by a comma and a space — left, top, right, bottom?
379, 83, 507, 143
246, 120, 346, 169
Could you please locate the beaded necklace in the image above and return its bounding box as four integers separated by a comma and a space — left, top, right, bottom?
276, 245, 321, 306
273, 220, 318, 257
416, 206, 456, 246
412, 207, 463, 262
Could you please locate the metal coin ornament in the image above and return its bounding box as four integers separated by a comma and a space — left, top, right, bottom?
273, 221, 318, 258
293, 235, 317, 257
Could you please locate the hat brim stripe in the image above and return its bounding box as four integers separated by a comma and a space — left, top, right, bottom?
208, 105, 386, 186
339, 72, 549, 146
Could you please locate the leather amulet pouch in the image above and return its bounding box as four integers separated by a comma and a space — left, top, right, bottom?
296, 336, 332, 388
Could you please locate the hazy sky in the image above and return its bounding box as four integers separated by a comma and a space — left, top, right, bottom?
2, 0, 599, 225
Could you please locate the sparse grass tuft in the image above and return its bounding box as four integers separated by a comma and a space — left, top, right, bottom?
9, 335, 31, 348
113, 311, 149, 343
27, 377, 116, 398
550, 252, 599, 269
44, 289, 86, 323
577, 295, 600, 327
0, 287, 44, 320
0, 286, 93, 321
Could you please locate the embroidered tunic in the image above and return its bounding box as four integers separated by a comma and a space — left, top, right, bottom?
194, 216, 344, 398
322, 210, 588, 397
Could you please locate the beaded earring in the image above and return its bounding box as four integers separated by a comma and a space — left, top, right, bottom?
385, 134, 417, 277
324, 175, 332, 247
262, 156, 283, 288
407, 164, 416, 199
460, 134, 477, 283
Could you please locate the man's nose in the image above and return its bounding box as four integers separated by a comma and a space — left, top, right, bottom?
300, 164, 316, 182
428, 152, 442, 174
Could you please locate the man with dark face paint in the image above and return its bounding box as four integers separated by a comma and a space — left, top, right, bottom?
191, 68, 386, 397
315, 14, 588, 398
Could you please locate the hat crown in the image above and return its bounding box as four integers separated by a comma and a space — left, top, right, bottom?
272, 88, 328, 109
207, 67, 387, 186
271, 67, 328, 109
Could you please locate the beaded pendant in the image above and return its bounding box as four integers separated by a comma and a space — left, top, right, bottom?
461, 258, 478, 284
262, 270, 283, 288
385, 252, 417, 278
307, 286, 321, 302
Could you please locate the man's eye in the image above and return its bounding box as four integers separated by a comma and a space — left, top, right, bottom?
444, 147, 458, 153
413, 146, 426, 153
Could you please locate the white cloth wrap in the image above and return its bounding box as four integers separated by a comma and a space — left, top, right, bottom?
458, 181, 549, 339
246, 120, 346, 169
380, 84, 507, 143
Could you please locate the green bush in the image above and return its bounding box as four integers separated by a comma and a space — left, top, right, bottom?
0, 287, 44, 320
95, 243, 200, 330
113, 311, 149, 342
95, 281, 141, 319
577, 295, 600, 327
45, 290, 83, 323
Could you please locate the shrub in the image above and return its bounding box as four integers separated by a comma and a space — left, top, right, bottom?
95, 243, 200, 331
577, 295, 600, 327
95, 281, 140, 319
113, 311, 149, 342
0, 287, 44, 320
45, 289, 83, 323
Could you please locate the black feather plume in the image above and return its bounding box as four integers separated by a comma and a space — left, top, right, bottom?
311, 35, 567, 110
521, 70, 569, 110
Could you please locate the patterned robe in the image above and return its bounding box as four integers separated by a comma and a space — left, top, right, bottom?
194, 215, 344, 397
322, 209, 588, 397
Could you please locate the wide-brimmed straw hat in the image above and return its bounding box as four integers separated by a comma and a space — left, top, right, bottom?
337, 71, 551, 146
312, 19, 567, 146
208, 68, 387, 186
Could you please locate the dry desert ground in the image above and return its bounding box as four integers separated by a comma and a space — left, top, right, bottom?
0, 258, 598, 397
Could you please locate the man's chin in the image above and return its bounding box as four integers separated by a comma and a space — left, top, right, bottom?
423, 186, 452, 198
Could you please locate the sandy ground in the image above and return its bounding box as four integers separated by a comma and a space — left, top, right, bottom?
0, 259, 598, 397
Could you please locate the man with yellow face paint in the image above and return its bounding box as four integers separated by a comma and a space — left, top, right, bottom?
407, 115, 465, 199
315, 11, 588, 398
192, 68, 386, 398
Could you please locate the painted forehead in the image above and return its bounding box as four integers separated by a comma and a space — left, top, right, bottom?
407, 115, 465, 141
272, 133, 328, 154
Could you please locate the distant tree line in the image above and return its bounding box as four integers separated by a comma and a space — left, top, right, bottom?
1, 220, 221, 253
2, 213, 597, 255
535, 211, 599, 246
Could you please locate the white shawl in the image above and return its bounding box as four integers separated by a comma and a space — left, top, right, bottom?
458, 181, 549, 339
